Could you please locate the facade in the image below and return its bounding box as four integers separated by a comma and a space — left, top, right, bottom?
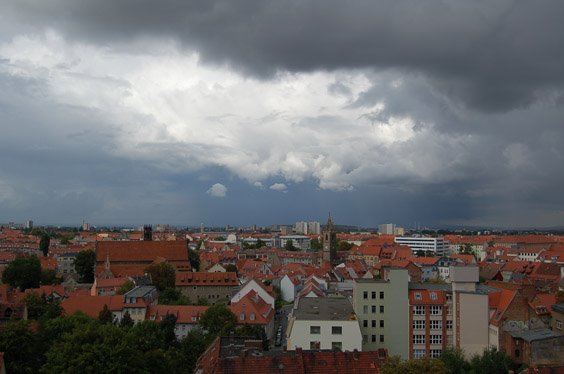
280, 236, 311, 251
395, 237, 449, 256
123, 286, 158, 324
286, 297, 362, 352
552, 303, 564, 333
353, 269, 409, 359
176, 272, 239, 305
56, 252, 79, 279
378, 224, 395, 235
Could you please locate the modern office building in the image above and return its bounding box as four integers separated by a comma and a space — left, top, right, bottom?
394, 237, 450, 256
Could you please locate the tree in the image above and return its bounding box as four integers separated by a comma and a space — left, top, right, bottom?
99, 304, 114, 324
120, 311, 134, 327
159, 288, 190, 305
470, 347, 517, 374
41, 269, 60, 285
189, 249, 200, 271
117, 279, 135, 295
40, 233, 50, 256
196, 297, 210, 306
0, 320, 43, 373
199, 304, 236, 336
160, 314, 178, 347
145, 262, 176, 291
73, 250, 96, 283
440, 348, 469, 374
337, 240, 353, 251
23, 292, 62, 321
382, 356, 448, 374
2, 255, 42, 290
310, 238, 322, 251
177, 328, 210, 373
225, 264, 238, 274
285, 240, 297, 251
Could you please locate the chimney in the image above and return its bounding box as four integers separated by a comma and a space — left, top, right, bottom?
143, 225, 152, 241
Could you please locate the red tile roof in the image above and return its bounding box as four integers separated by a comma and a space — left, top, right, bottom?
176, 271, 239, 287
147, 305, 208, 324
62, 294, 124, 318
230, 290, 274, 325
96, 240, 189, 263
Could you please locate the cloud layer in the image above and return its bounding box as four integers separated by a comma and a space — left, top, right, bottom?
0, 1, 563, 227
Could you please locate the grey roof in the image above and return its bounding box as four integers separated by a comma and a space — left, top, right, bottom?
124, 285, 156, 298
293, 297, 356, 321
508, 328, 561, 342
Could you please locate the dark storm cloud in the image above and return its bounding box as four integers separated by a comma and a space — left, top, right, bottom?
4, 0, 564, 112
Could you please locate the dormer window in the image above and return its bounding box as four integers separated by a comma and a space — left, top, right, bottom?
415, 292, 422, 300
430, 292, 437, 300
239, 313, 245, 320
250, 313, 255, 321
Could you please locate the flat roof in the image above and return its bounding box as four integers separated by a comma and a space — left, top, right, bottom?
293, 297, 355, 321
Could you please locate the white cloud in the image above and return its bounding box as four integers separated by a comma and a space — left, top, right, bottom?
206, 183, 227, 198
253, 181, 264, 189
269, 183, 287, 192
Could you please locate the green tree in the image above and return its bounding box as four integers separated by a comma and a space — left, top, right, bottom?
117, 279, 135, 295
196, 297, 210, 306
310, 238, 322, 251
23, 292, 62, 321
199, 304, 236, 336
0, 320, 43, 373
382, 356, 448, 374
225, 264, 238, 273
177, 328, 210, 373
337, 240, 353, 251
189, 249, 200, 271
73, 250, 96, 283
284, 240, 297, 251
159, 287, 190, 305
99, 304, 114, 324
160, 314, 178, 347
120, 311, 134, 328
41, 269, 60, 285
470, 347, 517, 374
145, 262, 176, 291
440, 348, 469, 374
2, 255, 42, 290
43, 323, 146, 373
40, 233, 50, 256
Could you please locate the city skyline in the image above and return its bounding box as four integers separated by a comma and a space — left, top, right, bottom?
1, 1, 564, 227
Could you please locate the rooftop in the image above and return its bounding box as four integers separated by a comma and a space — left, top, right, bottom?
508, 328, 561, 342
293, 297, 355, 321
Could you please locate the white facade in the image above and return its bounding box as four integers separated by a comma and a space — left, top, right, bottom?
378, 223, 396, 235
395, 237, 449, 256
287, 319, 363, 352
280, 275, 297, 302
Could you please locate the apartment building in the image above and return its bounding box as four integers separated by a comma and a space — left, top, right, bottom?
286, 297, 362, 351
394, 237, 449, 256
353, 269, 409, 359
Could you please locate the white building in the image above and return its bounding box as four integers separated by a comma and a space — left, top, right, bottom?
378, 223, 396, 235
286, 297, 362, 351
394, 237, 450, 256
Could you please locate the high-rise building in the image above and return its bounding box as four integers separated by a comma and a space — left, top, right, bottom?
308, 221, 321, 235
25, 220, 33, 230
378, 223, 396, 235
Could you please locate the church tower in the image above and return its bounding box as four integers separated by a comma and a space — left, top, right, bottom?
321, 213, 337, 265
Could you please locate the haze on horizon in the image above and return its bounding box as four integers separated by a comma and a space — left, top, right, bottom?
1, 1, 564, 228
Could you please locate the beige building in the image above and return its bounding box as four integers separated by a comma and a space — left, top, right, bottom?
176, 272, 239, 305
353, 269, 409, 359
286, 297, 362, 351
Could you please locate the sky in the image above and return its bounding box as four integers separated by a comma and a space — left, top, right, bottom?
1, 1, 564, 228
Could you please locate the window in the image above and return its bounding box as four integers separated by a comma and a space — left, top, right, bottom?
430, 349, 442, 358
372, 305, 377, 313
413, 335, 425, 344
414, 306, 425, 315
430, 320, 441, 330
310, 341, 320, 349
556, 320, 562, 330
371, 335, 376, 342
331, 342, 342, 351
380, 320, 384, 328
446, 293, 452, 301
380, 291, 384, 299
363, 291, 368, 299
371, 291, 376, 299
430, 335, 442, 345
413, 349, 426, 358
413, 320, 425, 330
249, 313, 255, 321
372, 320, 376, 328
430, 306, 442, 315
239, 313, 245, 320
380, 335, 384, 342
430, 292, 437, 300
363, 305, 369, 314
310, 326, 320, 334
332, 326, 342, 335
363, 335, 368, 343
414, 292, 422, 300
380, 305, 384, 313
446, 320, 453, 330
363, 320, 368, 328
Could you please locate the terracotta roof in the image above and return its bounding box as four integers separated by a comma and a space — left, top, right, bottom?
449, 254, 476, 264
408, 256, 439, 265
62, 294, 124, 318
147, 305, 208, 324
95, 240, 189, 262
230, 290, 274, 325
488, 289, 517, 326
176, 271, 238, 287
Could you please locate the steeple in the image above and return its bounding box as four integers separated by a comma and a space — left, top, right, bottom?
321, 213, 337, 265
